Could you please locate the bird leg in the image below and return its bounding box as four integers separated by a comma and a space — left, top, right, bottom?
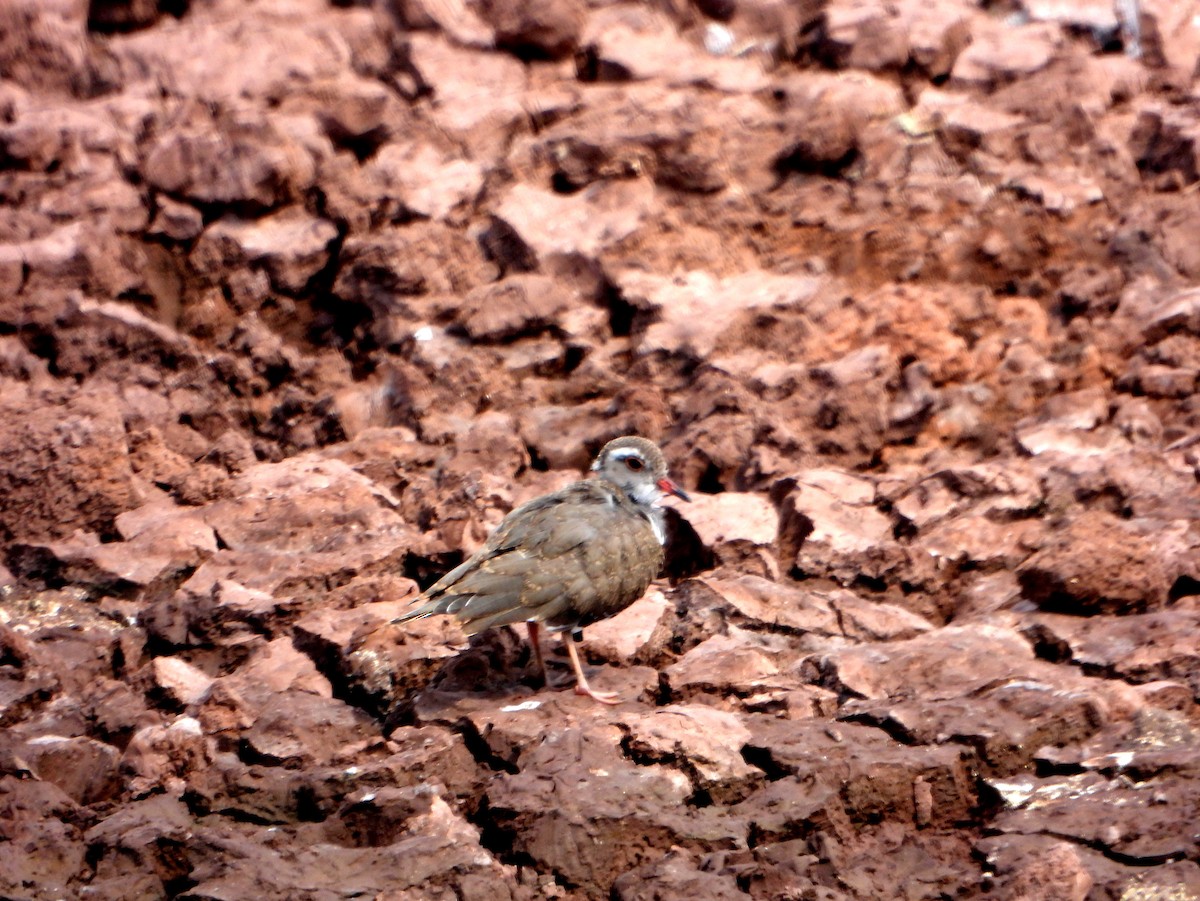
526, 621, 550, 687
563, 634, 619, 704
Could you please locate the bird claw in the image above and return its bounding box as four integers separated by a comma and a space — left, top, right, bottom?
574, 684, 620, 704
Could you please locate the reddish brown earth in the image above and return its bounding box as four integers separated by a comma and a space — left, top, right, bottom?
2, 0, 1200, 898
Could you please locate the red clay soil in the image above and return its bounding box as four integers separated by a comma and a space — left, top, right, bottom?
2, 0, 1200, 898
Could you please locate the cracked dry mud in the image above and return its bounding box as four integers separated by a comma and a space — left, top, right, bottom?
2, 0, 1200, 898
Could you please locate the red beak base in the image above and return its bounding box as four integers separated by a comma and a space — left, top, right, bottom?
658, 478, 690, 502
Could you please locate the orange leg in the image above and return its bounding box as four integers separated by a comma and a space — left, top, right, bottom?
563, 635, 619, 704
526, 621, 550, 686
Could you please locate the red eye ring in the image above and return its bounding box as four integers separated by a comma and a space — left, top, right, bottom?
625, 456, 644, 471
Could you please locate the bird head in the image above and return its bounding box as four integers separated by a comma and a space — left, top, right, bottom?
592, 436, 690, 506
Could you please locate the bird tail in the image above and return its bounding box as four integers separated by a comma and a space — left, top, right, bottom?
390, 595, 445, 625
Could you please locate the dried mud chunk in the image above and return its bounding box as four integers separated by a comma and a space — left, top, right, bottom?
479, 0, 585, 60
1017, 512, 1172, 614
0, 391, 139, 544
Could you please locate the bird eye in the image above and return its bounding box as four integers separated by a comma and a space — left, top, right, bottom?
625, 456, 644, 471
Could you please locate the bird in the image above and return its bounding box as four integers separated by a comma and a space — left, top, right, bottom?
393, 436, 689, 704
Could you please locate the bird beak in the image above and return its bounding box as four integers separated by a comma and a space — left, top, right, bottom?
658, 478, 690, 502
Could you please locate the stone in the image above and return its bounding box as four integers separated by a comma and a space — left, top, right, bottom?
677, 492, 778, 564
951, 21, 1062, 88
143, 111, 318, 211
241, 690, 379, 767
21, 734, 121, 805
615, 268, 825, 361
584, 587, 675, 666
1016, 511, 1174, 614
619, 705, 762, 803
493, 178, 658, 269
457, 274, 573, 342
664, 628, 801, 699
613, 846, 745, 901
193, 211, 339, 295
119, 717, 210, 797
479, 0, 585, 60
0, 389, 140, 543
405, 32, 530, 158
1026, 610, 1200, 698
487, 725, 739, 893
775, 469, 912, 586
149, 657, 215, 709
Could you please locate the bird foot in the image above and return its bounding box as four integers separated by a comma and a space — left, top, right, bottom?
574, 683, 620, 705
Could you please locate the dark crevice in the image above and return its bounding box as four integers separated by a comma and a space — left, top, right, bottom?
525, 442, 551, 472
1021, 622, 1073, 663
837, 711, 920, 746
696, 461, 726, 494
740, 745, 793, 782
1168, 575, 1200, 603
403, 550, 462, 593
455, 718, 521, 775
604, 280, 637, 338
468, 796, 534, 867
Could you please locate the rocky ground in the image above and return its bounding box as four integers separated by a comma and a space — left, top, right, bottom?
2, 0, 1200, 898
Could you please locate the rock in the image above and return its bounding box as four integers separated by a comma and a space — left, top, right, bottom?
88, 0, 162, 31
821, 0, 972, 76
160, 455, 415, 605
620, 705, 762, 803
891, 461, 1043, 531
1133, 285, 1200, 343
405, 32, 531, 158
584, 587, 675, 666
148, 195, 205, 242
664, 627, 800, 700
0, 389, 140, 543
479, 0, 585, 60
0, 0, 99, 97
241, 690, 379, 767
1016, 511, 1174, 614
978, 836, 1094, 901
977, 832, 1200, 901
987, 769, 1200, 865
457, 274, 573, 342
739, 717, 978, 829
615, 268, 825, 360
184, 790, 515, 899
775, 469, 914, 586
333, 223, 488, 319
119, 717, 209, 797
143, 109, 318, 211
580, 5, 766, 91
1026, 610, 1200, 698
517, 399, 615, 470
148, 657, 215, 709
683, 575, 841, 636
1136, 0, 1200, 78
294, 598, 458, 714
0, 778, 86, 900
366, 142, 484, 222
10, 530, 187, 593
676, 492, 778, 565
493, 178, 658, 270
487, 725, 739, 894
192, 210, 339, 296
951, 21, 1062, 88
82, 794, 193, 898
234, 637, 332, 698
613, 846, 745, 901
21, 734, 122, 804
525, 83, 764, 194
